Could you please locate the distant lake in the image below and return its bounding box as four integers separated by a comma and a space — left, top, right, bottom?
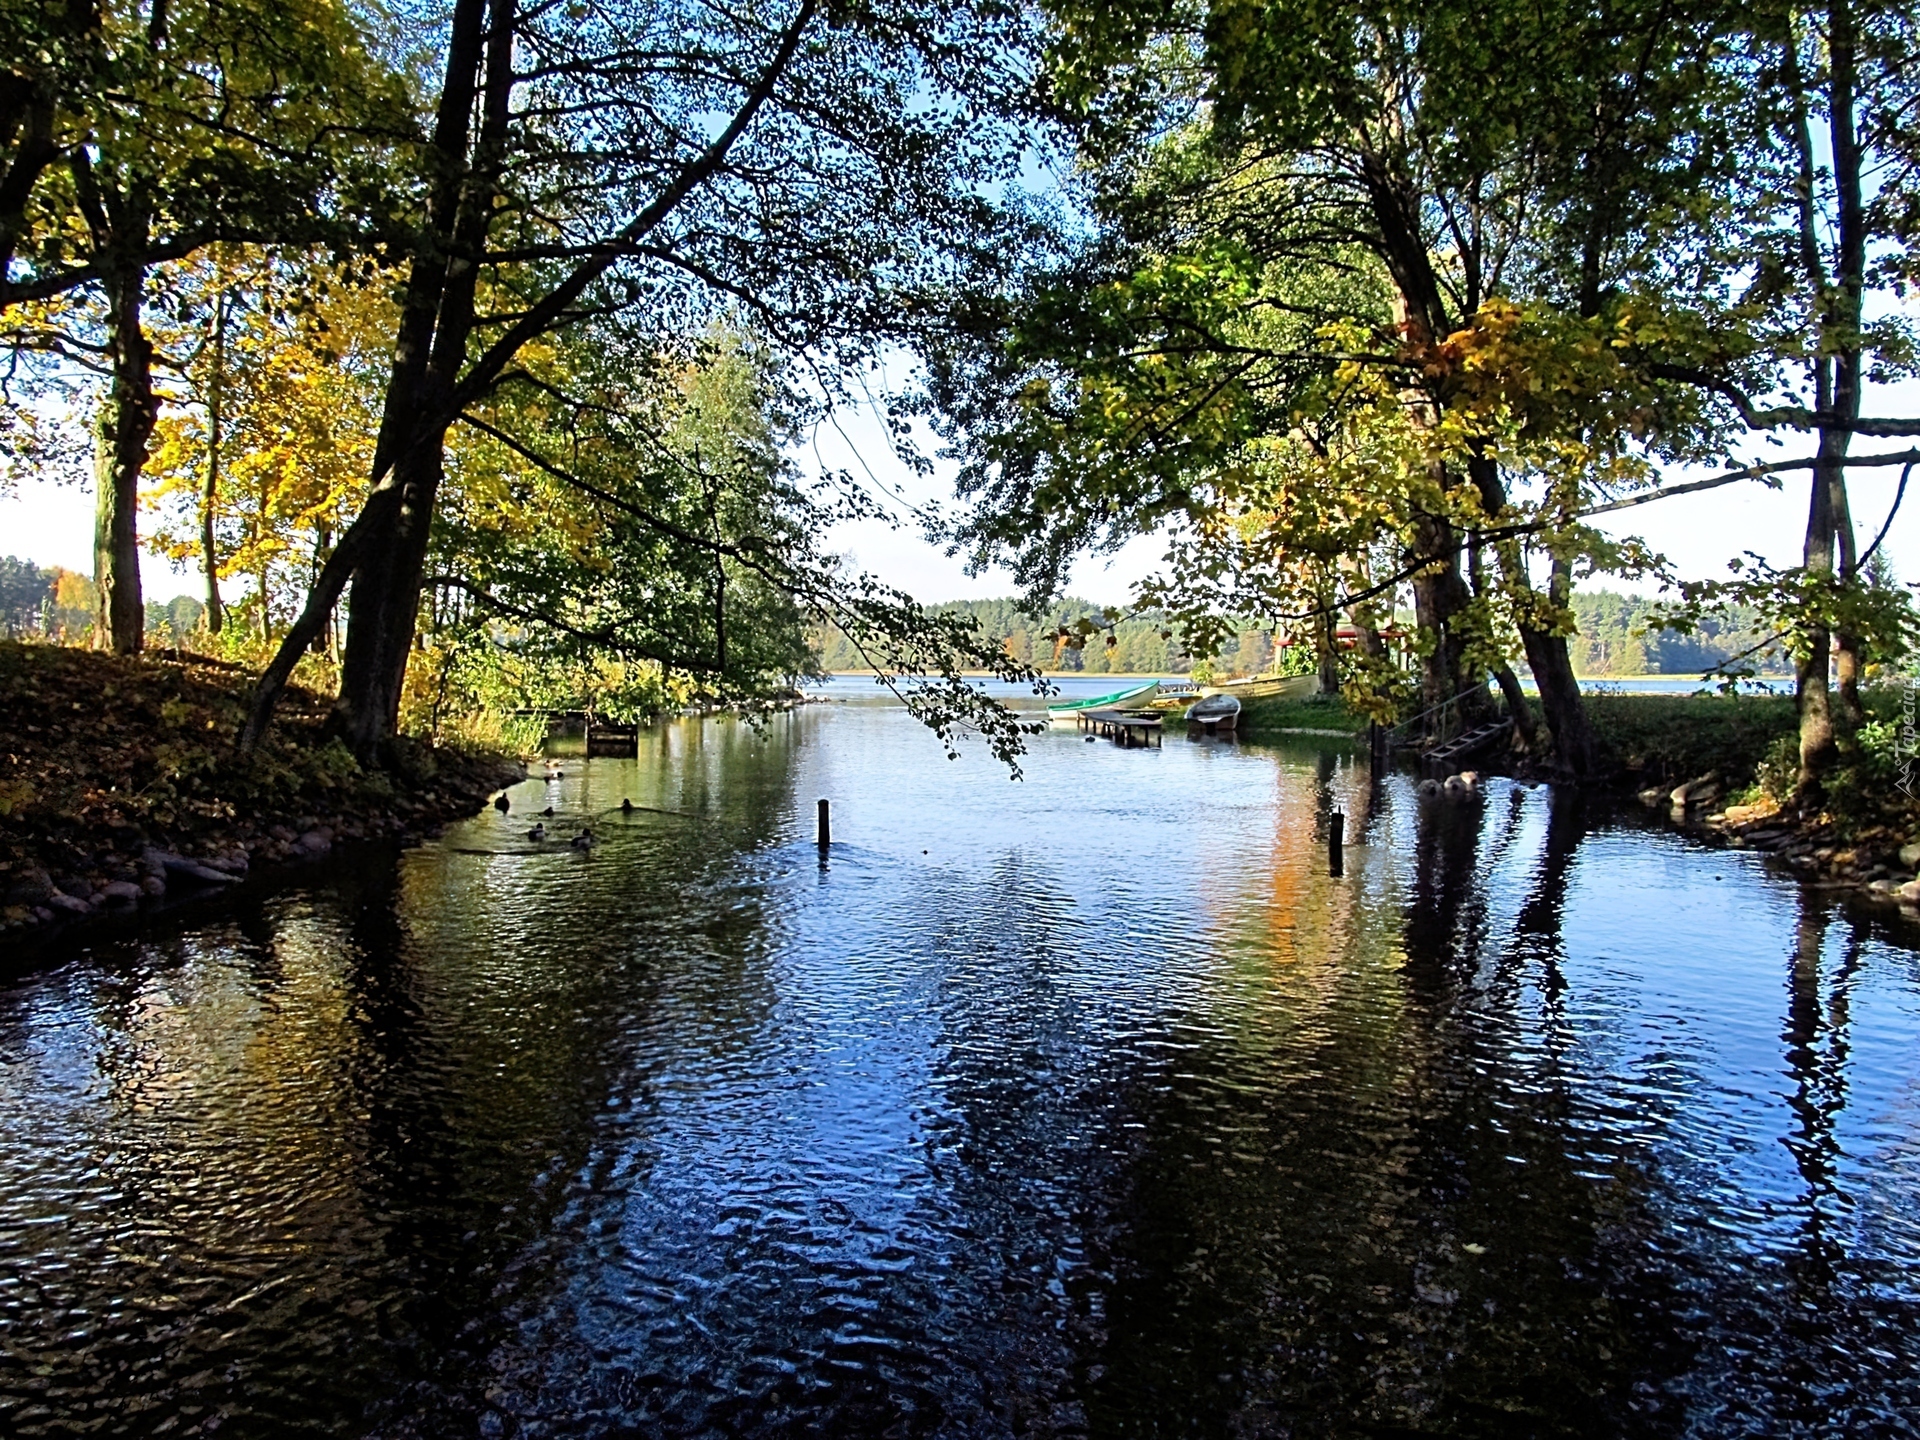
807, 672, 1797, 699
1559, 675, 1795, 695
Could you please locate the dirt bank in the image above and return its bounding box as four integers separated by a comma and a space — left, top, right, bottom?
0, 642, 523, 949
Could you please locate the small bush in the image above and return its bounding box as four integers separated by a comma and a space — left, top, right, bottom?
1755, 732, 1800, 802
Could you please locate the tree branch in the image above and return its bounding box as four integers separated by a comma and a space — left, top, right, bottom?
1582, 448, 1920, 516
1649, 363, 1920, 436
427, 574, 723, 672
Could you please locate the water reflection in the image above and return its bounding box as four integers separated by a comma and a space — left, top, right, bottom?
1, 704, 1918, 1437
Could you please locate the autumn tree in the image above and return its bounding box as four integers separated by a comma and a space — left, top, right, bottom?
927, 0, 1888, 778
241, 0, 1053, 766
142, 249, 393, 641
0, 0, 403, 652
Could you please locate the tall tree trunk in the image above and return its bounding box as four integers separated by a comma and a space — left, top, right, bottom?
241, 0, 816, 758
1786, 0, 1861, 801
1363, 156, 1491, 734
1315, 603, 1340, 694
310, 525, 334, 655
1513, 555, 1597, 777
1826, 0, 1865, 732
1796, 456, 1837, 805
1831, 474, 1863, 728
1466, 453, 1593, 774
1408, 513, 1488, 731
1345, 552, 1389, 663
329, 0, 510, 759
92, 250, 154, 653
1492, 662, 1538, 748
334, 437, 445, 756
201, 276, 226, 633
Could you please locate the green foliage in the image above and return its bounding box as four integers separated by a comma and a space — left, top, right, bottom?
1238, 692, 1368, 738
3, 0, 410, 303
1779, 690, 1920, 828
143, 594, 206, 646
0, 556, 53, 636
1583, 692, 1798, 786
924, 0, 1766, 737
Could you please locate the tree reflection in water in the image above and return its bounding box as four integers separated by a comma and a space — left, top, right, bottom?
1, 711, 1917, 1437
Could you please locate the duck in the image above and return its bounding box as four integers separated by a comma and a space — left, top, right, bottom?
620, 798, 633, 814
526, 823, 546, 841
542, 805, 554, 817
494, 793, 510, 813
570, 830, 595, 850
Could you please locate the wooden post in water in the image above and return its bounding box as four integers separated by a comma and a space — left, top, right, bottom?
1328, 811, 1344, 877
817, 798, 830, 849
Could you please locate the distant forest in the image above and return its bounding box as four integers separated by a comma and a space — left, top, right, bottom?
0, 557, 205, 646
6, 556, 1782, 679
812, 599, 1217, 677
811, 590, 1787, 677
1563, 591, 1785, 676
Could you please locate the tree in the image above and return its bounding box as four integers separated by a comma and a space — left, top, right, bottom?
0, 555, 50, 635
1, 0, 403, 652
931, 0, 1920, 781
242, 0, 1053, 766
47, 566, 94, 640
927, 0, 1759, 771
142, 249, 392, 642
1584, 0, 1920, 802
1720, 0, 1919, 800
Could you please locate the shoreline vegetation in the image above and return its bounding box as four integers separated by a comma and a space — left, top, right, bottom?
0, 642, 522, 955
808, 591, 1794, 684
9, 637, 1909, 961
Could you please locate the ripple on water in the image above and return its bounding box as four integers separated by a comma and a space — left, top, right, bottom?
2, 705, 1919, 1436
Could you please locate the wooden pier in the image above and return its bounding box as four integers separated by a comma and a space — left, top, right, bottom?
1077, 708, 1163, 746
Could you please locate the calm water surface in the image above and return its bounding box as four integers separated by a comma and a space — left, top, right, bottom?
3, 692, 1918, 1437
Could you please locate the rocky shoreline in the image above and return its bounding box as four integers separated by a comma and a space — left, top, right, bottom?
0, 641, 524, 957
1, 758, 524, 954
1642, 773, 1920, 915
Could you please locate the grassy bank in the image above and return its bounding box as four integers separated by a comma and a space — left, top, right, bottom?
1583, 692, 1799, 788
0, 642, 522, 944
1238, 692, 1370, 738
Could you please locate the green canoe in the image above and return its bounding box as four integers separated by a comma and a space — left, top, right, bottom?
1046, 681, 1161, 720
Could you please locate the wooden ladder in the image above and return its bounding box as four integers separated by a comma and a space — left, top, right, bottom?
1423, 716, 1513, 773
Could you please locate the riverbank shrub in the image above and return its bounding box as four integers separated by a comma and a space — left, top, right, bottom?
1771, 691, 1916, 829
1585, 688, 1920, 835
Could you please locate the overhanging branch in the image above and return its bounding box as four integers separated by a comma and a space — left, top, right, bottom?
428, 574, 723, 673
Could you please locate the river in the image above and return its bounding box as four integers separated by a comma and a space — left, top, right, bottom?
2, 687, 1917, 1437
